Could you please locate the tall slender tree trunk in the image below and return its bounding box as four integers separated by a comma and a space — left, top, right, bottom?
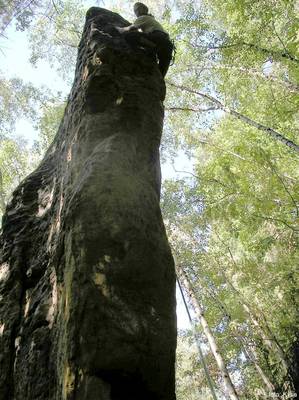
167, 82, 299, 154
239, 336, 276, 393
176, 265, 240, 400
242, 305, 290, 375
220, 267, 291, 377
0, 7, 177, 400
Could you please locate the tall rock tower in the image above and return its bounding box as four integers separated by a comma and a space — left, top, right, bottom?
0, 7, 176, 400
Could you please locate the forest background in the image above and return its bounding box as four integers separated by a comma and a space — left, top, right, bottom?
0, 0, 298, 399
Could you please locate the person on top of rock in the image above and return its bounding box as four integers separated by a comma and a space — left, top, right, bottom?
118, 2, 173, 77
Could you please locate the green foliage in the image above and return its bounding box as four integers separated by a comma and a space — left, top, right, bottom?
0, 76, 46, 136
176, 331, 203, 400
28, 0, 85, 81
161, 0, 299, 397
0, 137, 35, 215
0, 0, 41, 34
0, 75, 62, 215
34, 99, 66, 154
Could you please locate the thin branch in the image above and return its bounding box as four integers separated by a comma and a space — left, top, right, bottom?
207, 41, 299, 64
281, 174, 297, 183
53, 35, 78, 48
167, 82, 299, 155
0, 32, 9, 39
252, 214, 299, 232
272, 22, 292, 60
260, 151, 299, 217
166, 106, 218, 113
196, 64, 299, 93
51, 0, 60, 15
205, 192, 239, 206
198, 139, 247, 160
171, 165, 232, 188
172, 166, 199, 179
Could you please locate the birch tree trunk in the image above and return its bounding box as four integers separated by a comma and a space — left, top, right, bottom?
221, 268, 291, 378
177, 265, 239, 400
0, 7, 176, 400
240, 337, 276, 393
167, 82, 299, 154
242, 305, 290, 375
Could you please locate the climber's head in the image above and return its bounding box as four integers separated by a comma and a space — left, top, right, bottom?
134, 2, 149, 17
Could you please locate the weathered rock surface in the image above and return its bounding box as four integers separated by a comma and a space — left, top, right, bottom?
0, 8, 176, 400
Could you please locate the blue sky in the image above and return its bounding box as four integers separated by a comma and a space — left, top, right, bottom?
1, 24, 69, 142
2, 27, 67, 91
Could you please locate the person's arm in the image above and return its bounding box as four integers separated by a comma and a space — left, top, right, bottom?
131, 16, 147, 30
116, 24, 138, 33
117, 16, 147, 33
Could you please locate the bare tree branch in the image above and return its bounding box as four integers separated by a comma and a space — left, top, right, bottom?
260, 150, 299, 217
252, 214, 299, 232
195, 64, 299, 93
167, 81, 299, 155
198, 139, 247, 160
207, 41, 299, 64
166, 106, 218, 112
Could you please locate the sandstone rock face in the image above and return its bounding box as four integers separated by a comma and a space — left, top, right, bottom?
0, 8, 176, 400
